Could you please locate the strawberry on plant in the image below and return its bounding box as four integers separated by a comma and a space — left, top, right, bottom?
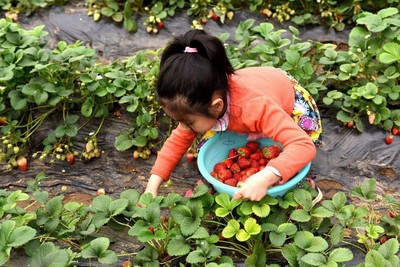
148, 226, 155, 234
380, 235, 389, 244
121, 261, 131, 267
385, 135, 393, 145
157, 22, 164, 29
211, 12, 219, 21
392, 127, 399, 135
185, 189, 193, 197
201, 18, 208, 24
186, 153, 195, 163
237, 146, 251, 158
66, 153, 74, 165
246, 141, 260, 152
17, 156, 27, 171
262, 144, 281, 159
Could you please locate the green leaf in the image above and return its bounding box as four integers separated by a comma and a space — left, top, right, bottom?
328, 247, 353, 263
365, 250, 386, 267
29, 243, 70, 267
301, 253, 326, 265
378, 238, 399, 258
290, 209, 311, 222
244, 217, 261, 236
222, 219, 240, 239
114, 134, 134, 151
109, 199, 128, 216
252, 203, 270, 217
282, 243, 301, 267
186, 250, 206, 264
270, 231, 286, 247
92, 195, 113, 212
236, 229, 250, 242
294, 231, 329, 252
311, 206, 334, 218
167, 237, 190, 256
379, 42, 400, 64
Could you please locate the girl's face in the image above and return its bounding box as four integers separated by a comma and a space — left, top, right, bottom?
165, 109, 218, 133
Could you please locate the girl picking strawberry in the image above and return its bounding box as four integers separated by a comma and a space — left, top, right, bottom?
145, 29, 322, 201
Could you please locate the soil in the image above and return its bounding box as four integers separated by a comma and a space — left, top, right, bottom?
1, 1, 399, 266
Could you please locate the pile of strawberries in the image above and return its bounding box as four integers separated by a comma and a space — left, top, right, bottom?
210, 140, 282, 187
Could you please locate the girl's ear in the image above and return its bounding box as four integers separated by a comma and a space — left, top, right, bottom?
209, 97, 224, 118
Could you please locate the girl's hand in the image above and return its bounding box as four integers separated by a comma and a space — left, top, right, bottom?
233, 168, 281, 201
144, 174, 164, 197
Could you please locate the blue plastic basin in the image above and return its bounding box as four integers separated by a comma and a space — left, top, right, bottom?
197, 131, 311, 198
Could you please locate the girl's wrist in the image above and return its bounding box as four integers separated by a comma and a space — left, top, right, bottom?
259, 167, 281, 187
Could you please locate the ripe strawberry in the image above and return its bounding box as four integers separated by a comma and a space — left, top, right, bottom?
385, 135, 393, 145
246, 167, 258, 177
200, 18, 208, 24
250, 160, 260, 168
17, 156, 28, 171
380, 235, 389, 244
210, 171, 218, 178
224, 178, 238, 187
230, 163, 241, 173
237, 157, 251, 169
211, 12, 219, 21
218, 169, 232, 181
250, 152, 262, 161
66, 153, 74, 165
185, 189, 193, 197
258, 158, 267, 165
258, 165, 265, 171
246, 141, 260, 153
392, 127, 399, 135
121, 261, 132, 267
186, 153, 195, 163
262, 144, 282, 159
228, 148, 238, 158
232, 173, 241, 180
346, 121, 354, 128
214, 162, 227, 173
389, 212, 395, 218
224, 158, 234, 168
148, 226, 155, 234
157, 21, 164, 29
237, 146, 251, 158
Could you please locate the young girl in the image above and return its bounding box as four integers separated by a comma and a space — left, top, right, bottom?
145, 29, 322, 201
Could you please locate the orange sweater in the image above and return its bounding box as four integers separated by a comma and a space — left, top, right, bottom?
151, 66, 316, 183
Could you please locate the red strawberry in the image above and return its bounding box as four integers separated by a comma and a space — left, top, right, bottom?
121, 261, 131, 267
17, 156, 28, 171
237, 157, 251, 169
201, 18, 208, 24
148, 226, 155, 234
210, 171, 218, 178
250, 160, 260, 168
224, 178, 238, 187
66, 153, 74, 165
346, 121, 354, 128
185, 189, 193, 197
230, 163, 241, 173
228, 148, 238, 158
214, 162, 227, 173
211, 12, 219, 21
246, 167, 259, 177
246, 141, 260, 153
389, 212, 395, 218
250, 152, 262, 161
380, 235, 389, 244
258, 165, 265, 171
232, 173, 241, 180
218, 169, 232, 181
237, 146, 251, 158
186, 153, 195, 163
391, 127, 398, 135
224, 158, 234, 168
157, 21, 164, 29
385, 135, 393, 145
258, 158, 267, 165
262, 144, 282, 159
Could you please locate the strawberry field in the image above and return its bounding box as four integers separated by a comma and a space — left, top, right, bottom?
1, 1, 400, 266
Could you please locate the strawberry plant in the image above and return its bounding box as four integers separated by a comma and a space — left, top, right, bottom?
0, 172, 399, 265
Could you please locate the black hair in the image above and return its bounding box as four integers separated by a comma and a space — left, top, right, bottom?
156, 29, 234, 123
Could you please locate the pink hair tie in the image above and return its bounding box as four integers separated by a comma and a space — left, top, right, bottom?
184, 46, 198, 53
